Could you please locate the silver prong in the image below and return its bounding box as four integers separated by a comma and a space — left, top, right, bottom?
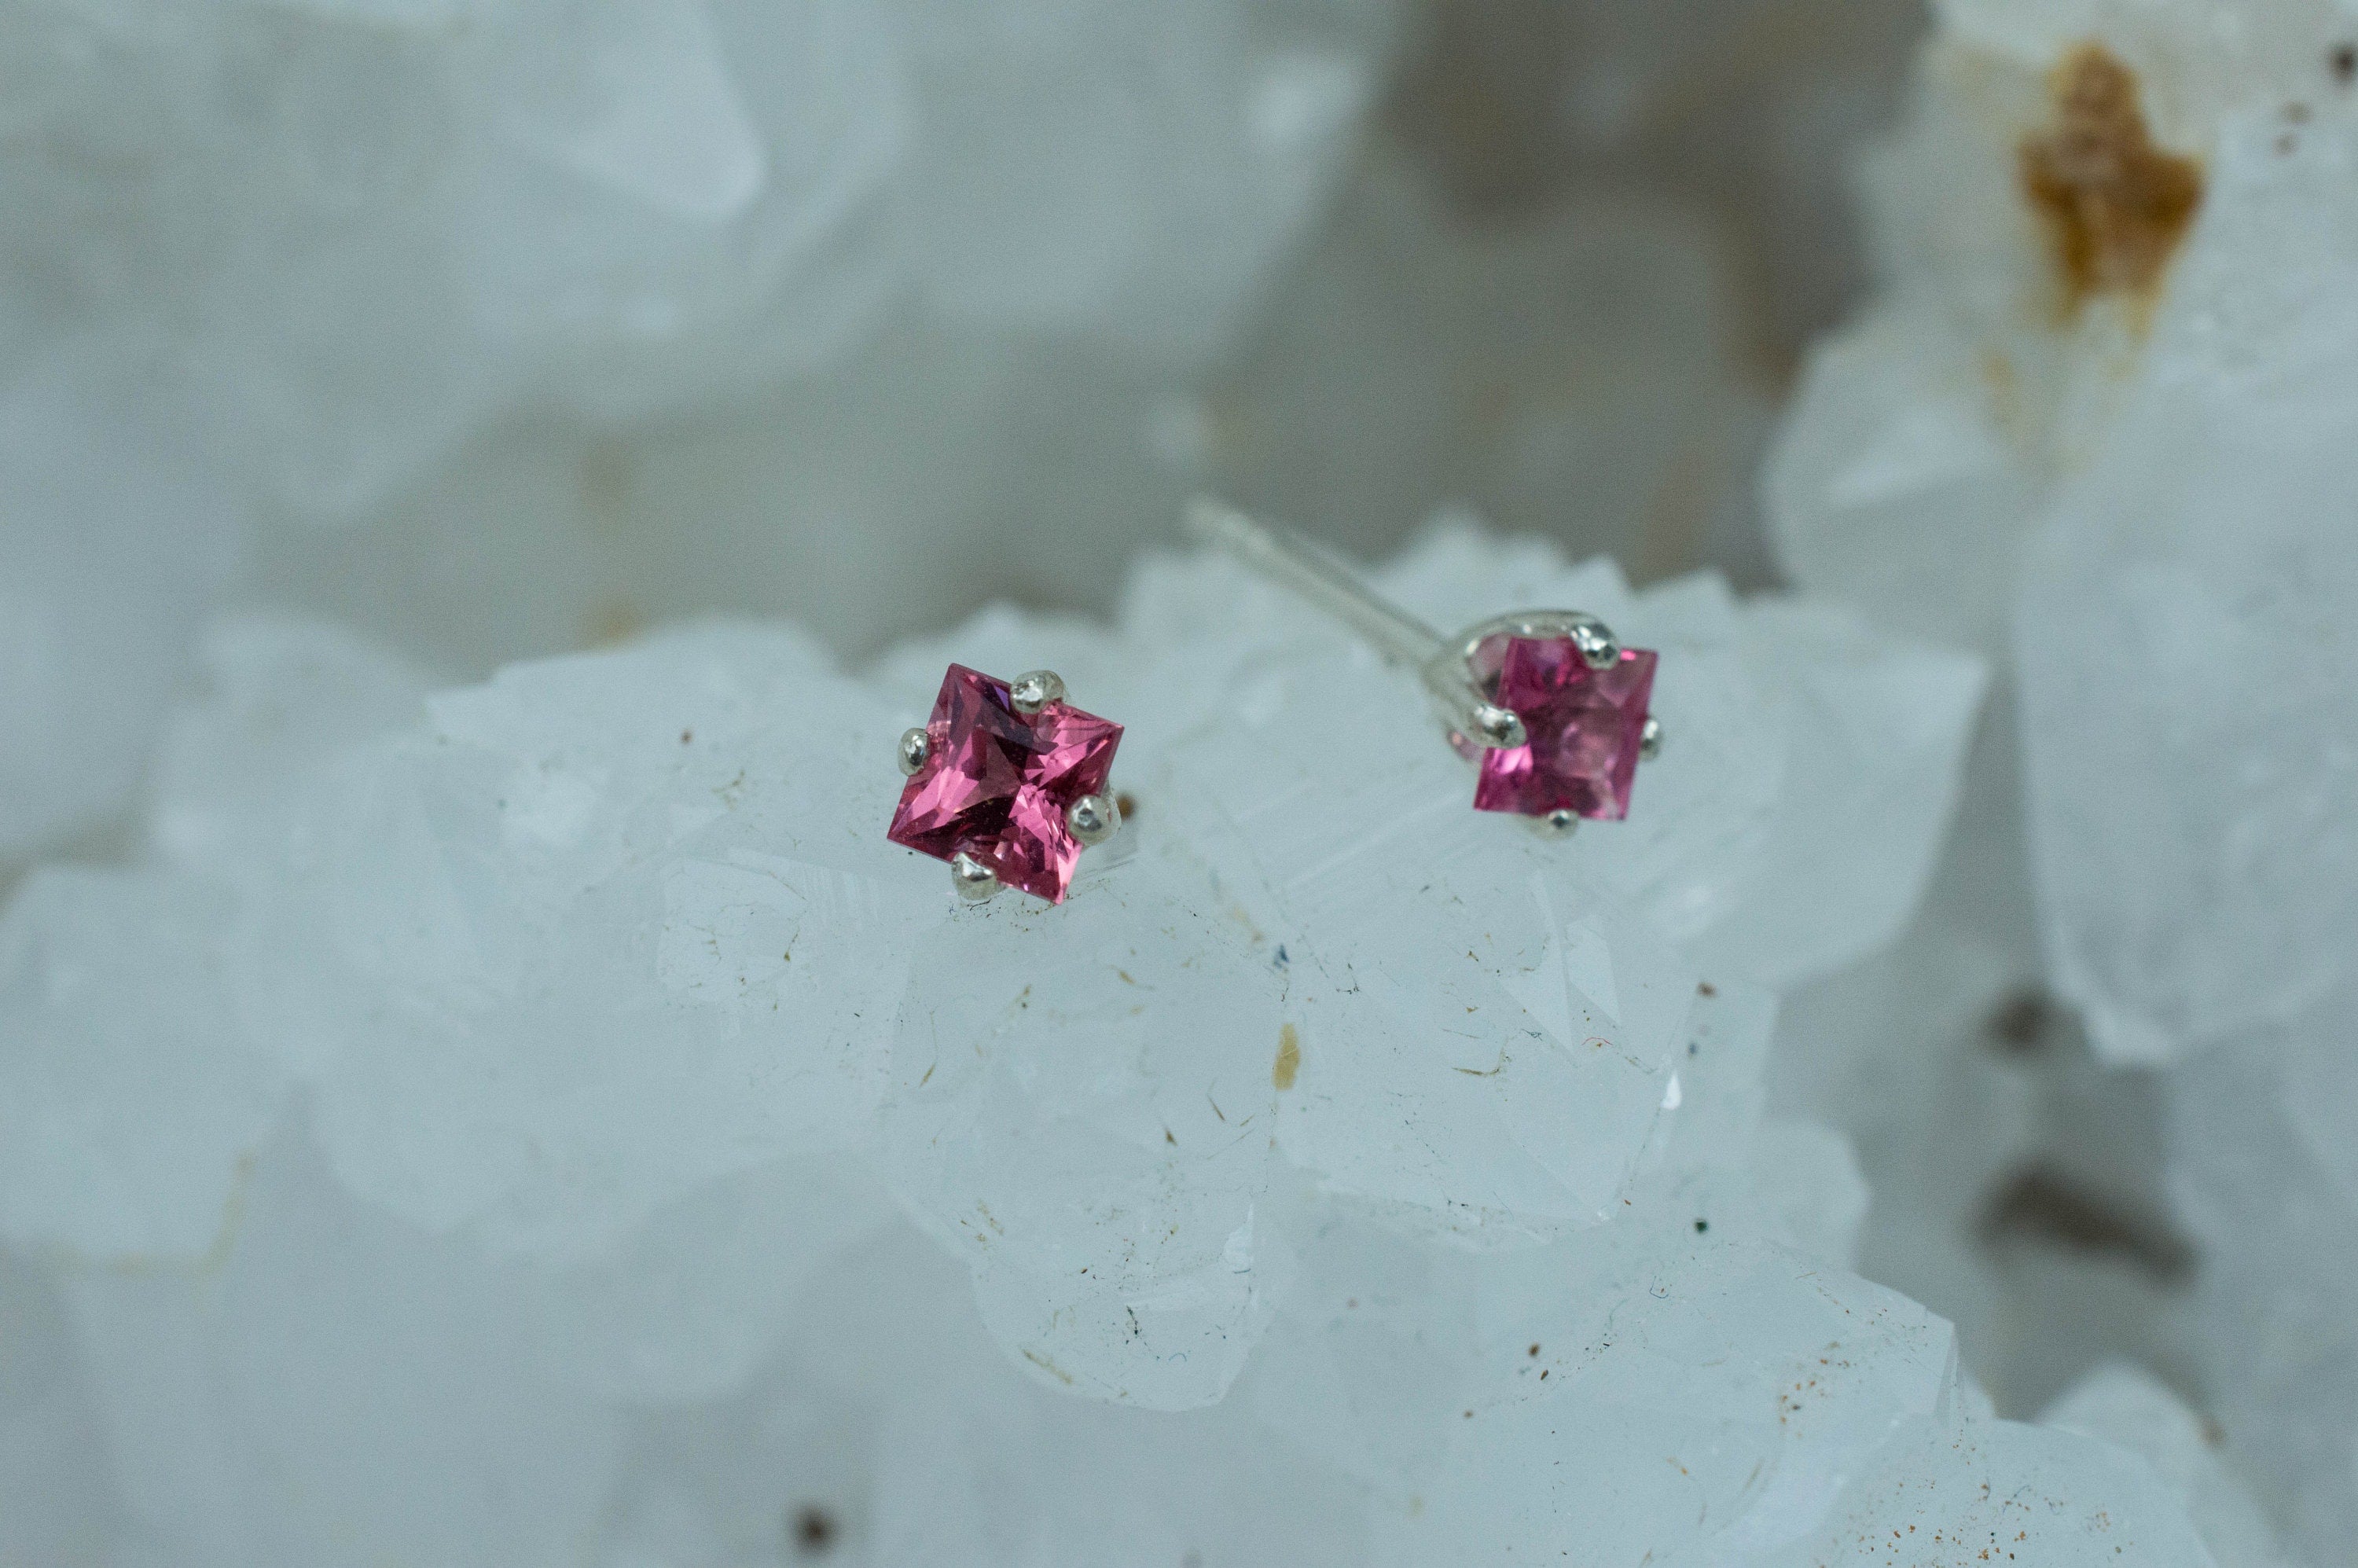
1009, 670, 1066, 714
951, 852, 1000, 902
1530, 808, 1581, 839
1470, 703, 1527, 751
1067, 792, 1120, 846
1570, 621, 1620, 671
1639, 715, 1662, 762
898, 727, 931, 776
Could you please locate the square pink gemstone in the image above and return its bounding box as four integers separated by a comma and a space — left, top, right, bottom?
886, 664, 1122, 903
1469, 635, 1658, 821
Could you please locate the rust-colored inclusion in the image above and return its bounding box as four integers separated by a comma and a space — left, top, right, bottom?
2018, 45, 2204, 313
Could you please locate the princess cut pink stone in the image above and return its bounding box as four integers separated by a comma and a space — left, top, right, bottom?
1468, 635, 1658, 821
886, 664, 1122, 903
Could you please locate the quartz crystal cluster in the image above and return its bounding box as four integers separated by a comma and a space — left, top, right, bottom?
0, 0, 1399, 515
1765, 0, 2358, 1559
0, 0, 1405, 868
4, 0, 2349, 1558
1, 519, 2266, 1565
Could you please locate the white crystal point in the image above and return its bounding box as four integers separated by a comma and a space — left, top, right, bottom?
2007, 65, 2358, 1066
2018, 384, 2358, 1063
1690, 598, 1987, 986
882, 849, 1288, 1408
1757, 0, 2358, 1068
2006, 61, 2358, 1064
493, 0, 767, 222
2042, 1361, 2293, 1568
1767, 304, 2039, 656
272, 624, 939, 1256
152, 615, 433, 874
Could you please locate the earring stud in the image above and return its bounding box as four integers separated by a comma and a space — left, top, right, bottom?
1187, 498, 1660, 837
886, 663, 1124, 903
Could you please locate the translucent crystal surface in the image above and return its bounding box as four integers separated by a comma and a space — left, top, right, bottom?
0, 0, 1408, 880
0, 525, 2220, 1561
883, 859, 1287, 1408
3, 0, 2275, 1554
0, 0, 1399, 516
1772, 0, 2358, 1067
1762, 0, 2358, 1555
2043, 1360, 2293, 1568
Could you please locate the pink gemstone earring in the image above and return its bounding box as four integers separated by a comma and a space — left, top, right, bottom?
887, 664, 1124, 903
1188, 499, 1662, 836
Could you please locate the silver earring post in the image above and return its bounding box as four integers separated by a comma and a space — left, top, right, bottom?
1185, 498, 1530, 751
1184, 498, 1664, 835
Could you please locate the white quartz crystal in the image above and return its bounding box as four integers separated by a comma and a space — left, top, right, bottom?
5, 0, 2300, 1554
2042, 1360, 2292, 1568
2013, 81, 2358, 1064
1764, 0, 2358, 1556
0, 524, 2222, 1562
274, 622, 939, 1256
0, 0, 1407, 879
883, 854, 1291, 1409
1772, 0, 2358, 1067
0, 0, 1396, 516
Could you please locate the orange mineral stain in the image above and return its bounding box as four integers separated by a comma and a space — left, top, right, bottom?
1273, 1023, 1301, 1090
2018, 45, 2203, 315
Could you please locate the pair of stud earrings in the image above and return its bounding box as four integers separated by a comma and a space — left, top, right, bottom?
884, 500, 1663, 905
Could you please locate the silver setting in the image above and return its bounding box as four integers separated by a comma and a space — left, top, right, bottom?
1530, 807, 1581, 839
1188, 499, 1643, 766
1067, 792, 1121, 846
894, 669, 1122, 904
950, 851, 1000, 902
1639, 714, 1663, 762
1008, 669, 1067, 715
1449, 609, 1622, 684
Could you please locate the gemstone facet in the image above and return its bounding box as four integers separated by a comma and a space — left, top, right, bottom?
1468, 635, 1658, 821
887, 664, 1123, 903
